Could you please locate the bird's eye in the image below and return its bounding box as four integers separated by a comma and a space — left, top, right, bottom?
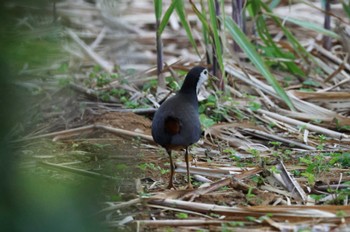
203, 70, 208, 75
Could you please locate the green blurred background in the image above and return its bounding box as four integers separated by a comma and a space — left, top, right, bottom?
0, 1, 104, 231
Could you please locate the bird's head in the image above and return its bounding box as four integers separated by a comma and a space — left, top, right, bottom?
180, 66, 208, 95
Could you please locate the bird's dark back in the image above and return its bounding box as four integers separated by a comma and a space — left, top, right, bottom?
151, 93, 201, 149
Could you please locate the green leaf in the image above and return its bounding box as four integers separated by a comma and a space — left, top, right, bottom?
158, 1, 176, 35
222, 17, 295, 110
343, 3, 350, 18
174, 0, 199, 55
269, 0, 281, 9
254, 13, 304, 76
154, 0, 162, 21
175, 213, 188, 219
301, 172, 315, 185
199, 114, 215, 128
258, 1, 314, 66
276, 15, 340, 39
189, 1, 210, 32
189, 0, 210, 49
303, 79, 321, 87
248, 101, 261, 111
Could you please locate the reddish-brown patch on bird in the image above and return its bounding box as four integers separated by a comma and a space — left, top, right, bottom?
164, 116, 181, 135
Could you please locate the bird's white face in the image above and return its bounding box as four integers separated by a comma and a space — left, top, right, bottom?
196, 69, 208, 94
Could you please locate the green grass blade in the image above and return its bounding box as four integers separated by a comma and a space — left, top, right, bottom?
258, 1, 314, 66
269, 0, 281, 9
254, 14, 304, 76
174, 0, 199, 55
208, 0, 224, 74
342, 2, 350, 18
199, 0, 209, 46
223, 17, 295, 110
154, 0, 162, 21
190, 0, 210, 49
274, 15, 340, 39
248, 1, 300, 75
190, 0, 209, 31
158, 1, 176, 35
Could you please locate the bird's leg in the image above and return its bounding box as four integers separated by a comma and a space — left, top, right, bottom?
166, 150, 176, 189
185, 147, 193, 189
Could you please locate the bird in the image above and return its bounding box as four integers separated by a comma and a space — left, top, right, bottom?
152, 66, 208, 189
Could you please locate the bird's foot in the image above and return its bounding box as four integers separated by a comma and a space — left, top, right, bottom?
186, 183, 193, 190
166, 183, 177, 190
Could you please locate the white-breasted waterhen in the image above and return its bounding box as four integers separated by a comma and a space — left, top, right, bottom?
151, 66, 208, 189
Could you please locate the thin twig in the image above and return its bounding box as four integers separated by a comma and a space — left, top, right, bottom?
98, 198, 141, 214
258, 109, 349, 140
15, 124, 154, 143
238, 128, 316, 150
40, 161, 118, 180
67, 29, 113, 72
